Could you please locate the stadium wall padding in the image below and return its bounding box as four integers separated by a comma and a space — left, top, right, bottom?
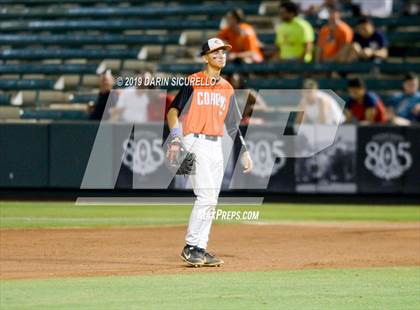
0, 123, 49, 187
0, 122, 418, 194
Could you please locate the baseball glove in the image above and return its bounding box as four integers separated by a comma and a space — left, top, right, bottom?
166, 137, 196, 175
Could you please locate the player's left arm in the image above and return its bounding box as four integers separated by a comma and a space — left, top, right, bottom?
225, 95, 253, 173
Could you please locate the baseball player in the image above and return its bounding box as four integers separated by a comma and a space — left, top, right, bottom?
166, 38, 253, 267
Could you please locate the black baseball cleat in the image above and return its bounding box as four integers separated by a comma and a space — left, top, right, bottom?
180, 245, 205, 267
199, 249, 224, 267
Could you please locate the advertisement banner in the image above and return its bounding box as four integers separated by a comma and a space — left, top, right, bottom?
114, 123, 173, 189
357, 126, 413, 193
295, 124, 357, 193
403, 126, 420, 194
230, 125, 295, 193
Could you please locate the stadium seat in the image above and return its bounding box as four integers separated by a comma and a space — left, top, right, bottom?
11, 90, 72, 106
138, 45, 197, 61
98, 59, 153, 72
69, 92, 97, 104
20, 108, 88, 120
389, 46, 420, 58
158, 62, 419, 75
0, 4, 260, 19
0, 79, 63, 90
305, 15, 420, 28
0, 34, 180, 47
244, 78, 403, 90
0, 20, 221, 32
0, 0, 151, 4
179, 30, 218, 46
0, 93, 11, 105
387, 31, 420, 43
0, 48, 140, 60
380, 62, 420, 74
60, 74, 99, 89
0, 106, 20, 119
258, 31, 420, 45
0, 64, 100, 75
158, 62, 372, 74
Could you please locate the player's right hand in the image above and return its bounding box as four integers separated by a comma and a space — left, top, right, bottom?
241, 151, 253, 174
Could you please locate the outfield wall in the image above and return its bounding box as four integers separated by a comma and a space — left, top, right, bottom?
0, 122, 418, 194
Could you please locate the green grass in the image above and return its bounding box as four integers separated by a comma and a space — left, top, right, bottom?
0, 202, 419, 228
1, 267, 418, 309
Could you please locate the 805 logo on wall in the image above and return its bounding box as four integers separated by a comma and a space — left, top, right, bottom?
247, 132, 286, 178
122, 131, 165, 176
364, 133, 412, 180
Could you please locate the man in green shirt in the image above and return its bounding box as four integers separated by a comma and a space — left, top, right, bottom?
275, 1, 315, 63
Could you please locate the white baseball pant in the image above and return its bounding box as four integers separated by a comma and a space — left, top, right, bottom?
183, 133, 224, 249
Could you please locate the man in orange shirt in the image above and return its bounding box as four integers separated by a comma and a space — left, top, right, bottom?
166, 38, 253, 267
218, 9, 264, 64
316, 6, 353, 63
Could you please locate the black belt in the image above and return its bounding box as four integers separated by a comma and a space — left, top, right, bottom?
193, 133, 219, 141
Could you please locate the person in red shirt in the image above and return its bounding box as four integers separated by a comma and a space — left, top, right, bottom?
147, 92, 175, 122
218, 9, 264, 63
345, 77, 387, 124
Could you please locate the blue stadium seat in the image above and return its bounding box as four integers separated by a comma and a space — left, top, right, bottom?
389, 46, 420, 58
0, 34, 180, 47
0, 48, 139, 60
20, 108, 88, 120
387, 31, 420, 43
306, 16, 420, 28
0, 4, 260, 19
380, 62, 420, 74
69, 93, 97, 103
258, 32, 420, 45
244, 78, 403, 90
0, 93, 11, 105
158, 62, 419, 75
158, 62, 373, 74
0, 20, 221, 32
0, 0, 240, 5
0, 0, 147, 4
0, 64, 98, 75
0, 79, 61, 90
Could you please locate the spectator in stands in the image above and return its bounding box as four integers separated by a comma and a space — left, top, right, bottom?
110, 72, 157, 123
386, 73, 420, 124
341, 17, 388, 62
147, 88, 175, 123
402, 0, 419, 16
89, 69, 116, 120
298, 0, 339, 19
353, 0, 393, 18
275, 1, 315, 63
218, 9, 264, 64
316, 6, 353, 63
345, 77, 387, 124
296, 79, 344, 125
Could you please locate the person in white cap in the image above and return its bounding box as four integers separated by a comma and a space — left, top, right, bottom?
166, 38, 253, 267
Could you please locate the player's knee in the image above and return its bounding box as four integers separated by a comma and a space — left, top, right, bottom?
195, 196, 217, 207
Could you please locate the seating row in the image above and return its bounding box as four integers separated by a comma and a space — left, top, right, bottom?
1, 16, 419, 33
0, 4, 260, 19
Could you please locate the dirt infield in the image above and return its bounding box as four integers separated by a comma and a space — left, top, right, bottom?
1, 223, 419, 279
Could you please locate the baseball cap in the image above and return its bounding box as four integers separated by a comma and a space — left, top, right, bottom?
199, 38, 232, 56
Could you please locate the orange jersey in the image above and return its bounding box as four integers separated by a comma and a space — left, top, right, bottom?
317, 21, 353, 61
218, 23, 264, 63
170, 71, 241, 137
